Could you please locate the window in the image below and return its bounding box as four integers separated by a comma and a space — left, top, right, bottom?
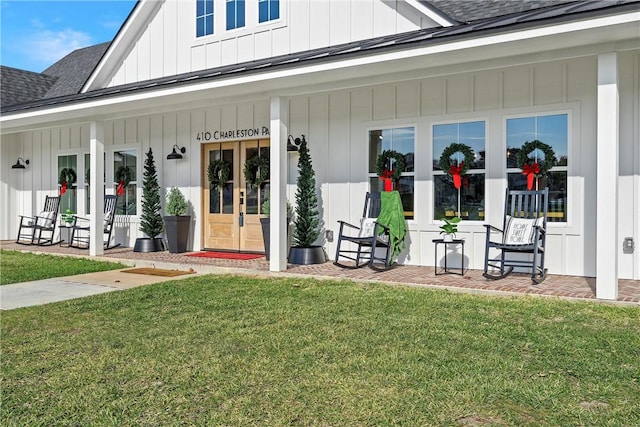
113, 150, 137, 215
259, 0, 279, 23
226, 0, 245, 30
58, 155, 78, 216
368, 127, 414, 219
433, 121, 485, 221
506, 114, 568, 223
196, 0, 214, 37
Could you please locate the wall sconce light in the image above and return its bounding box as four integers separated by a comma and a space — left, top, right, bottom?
11, 157, 29, 169
167, 144, 186, 160
287, 135, 303, 152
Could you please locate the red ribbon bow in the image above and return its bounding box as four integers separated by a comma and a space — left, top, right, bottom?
117, 180, 125, 196
60, 181, 67, 195
380, 170, 395, 191
448, 162, 464, 189
522, 162, 541, 190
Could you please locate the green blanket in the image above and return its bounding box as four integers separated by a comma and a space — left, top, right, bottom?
376, 191, 407, 258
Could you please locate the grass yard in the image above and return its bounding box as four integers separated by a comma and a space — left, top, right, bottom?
0, 250, 126, 285
2, 274, 639, 426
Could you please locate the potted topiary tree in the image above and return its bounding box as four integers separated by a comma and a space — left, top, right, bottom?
164, 187, 191, 253
133, 148, 165, 252
288, 135, 327, 264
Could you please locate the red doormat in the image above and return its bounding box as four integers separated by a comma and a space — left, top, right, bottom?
186, 251, 264, 260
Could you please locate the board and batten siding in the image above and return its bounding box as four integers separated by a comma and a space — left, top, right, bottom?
108, 0, 437, 87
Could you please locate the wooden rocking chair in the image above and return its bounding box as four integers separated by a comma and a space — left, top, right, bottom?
69, 195, 120, 249
483, 188, 549, 284
334, 192, 393, 270
16, 195, 61, 245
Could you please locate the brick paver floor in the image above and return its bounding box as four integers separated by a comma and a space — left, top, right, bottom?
2, 241, 638, 304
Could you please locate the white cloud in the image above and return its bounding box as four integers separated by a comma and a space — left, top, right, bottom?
23, 29, 93, 63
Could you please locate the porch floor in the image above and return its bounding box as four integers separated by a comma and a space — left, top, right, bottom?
2, 241, 638, 304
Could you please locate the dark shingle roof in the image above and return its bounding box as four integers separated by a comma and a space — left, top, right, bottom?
1, 0, 638, 114
426, 0, 579, 24
0, 66, 58, 107
42, 42, 110, 98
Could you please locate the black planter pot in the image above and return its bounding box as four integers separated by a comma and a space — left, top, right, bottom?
164, 216, 191, 253
288, 245, 327, 265
133, 238, 166, 253
261, 217, 293, 261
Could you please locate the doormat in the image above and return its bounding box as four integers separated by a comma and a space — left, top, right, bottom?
186, 251, 264, 260
122, 268, 194, 277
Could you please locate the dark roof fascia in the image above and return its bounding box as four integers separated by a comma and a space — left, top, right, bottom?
2, 0, 638, 116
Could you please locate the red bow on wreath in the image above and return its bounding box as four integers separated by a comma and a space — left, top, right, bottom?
379, 170, 394, 192
448, 162, 465, 189
522, 162, 541, 190
60, 181, 68, 195
117, 180, 125, 196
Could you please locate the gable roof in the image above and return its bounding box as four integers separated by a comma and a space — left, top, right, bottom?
1, 0, 638, 115
427, 0, 579, 23
0, 66, 57, 107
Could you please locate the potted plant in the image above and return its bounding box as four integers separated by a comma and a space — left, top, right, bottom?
439, 216, 461, 242
288, 135, 327, 264
260, 196, 293, 261
164, 187, 191, 253
134, 148, 166, 252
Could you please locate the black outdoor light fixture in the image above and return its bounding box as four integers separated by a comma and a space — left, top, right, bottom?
11, 157, 29, 169
167, 144, 186, 160
287, 135, 302, 152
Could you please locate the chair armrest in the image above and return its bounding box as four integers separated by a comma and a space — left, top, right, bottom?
373, 221, 390, 233
483, 224, 503, 233
337, 220, 360, 231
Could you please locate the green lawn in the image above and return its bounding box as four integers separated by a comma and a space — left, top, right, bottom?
0, 250, 126, 285
2, 274, 639, 426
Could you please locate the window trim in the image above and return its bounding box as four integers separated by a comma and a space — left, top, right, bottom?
196, 0, 215, 38
502, 104, 580, 232
366, 123, 417, 222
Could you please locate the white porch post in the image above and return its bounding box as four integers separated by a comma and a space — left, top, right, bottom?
596, 52, 619, 300
89, 121, 105, 257
269, 96, 289, 271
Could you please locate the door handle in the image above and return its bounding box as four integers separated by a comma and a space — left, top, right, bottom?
239, 212, 244, 227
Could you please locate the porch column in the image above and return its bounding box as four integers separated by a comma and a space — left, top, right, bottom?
269, 96, 289, 271
596, 52, 619, 300
89, 121, 105, 257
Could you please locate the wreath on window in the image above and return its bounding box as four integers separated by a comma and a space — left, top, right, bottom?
243, 155, 269, 187
439, 143, 474, 189
208, 159, 231, 189
115, 166, 132, 195
516, 140, 556, 190
58, 168, 77, 195
376, 150, 406, 182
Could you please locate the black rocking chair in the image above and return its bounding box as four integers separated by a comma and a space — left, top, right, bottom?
483, 188, 549, 284
334, 192, 393, 270
16, 195, 61, 245
69, 194, 120, 249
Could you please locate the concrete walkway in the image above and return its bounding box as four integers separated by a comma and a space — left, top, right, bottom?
0, 269, 198, 310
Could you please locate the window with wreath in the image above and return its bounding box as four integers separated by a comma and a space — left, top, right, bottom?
58, 155, 78, 219
368, 127, 414, 219
433, 121, 485, 221
113, 149, 137, 215
506, 113, 568, 223
196, 0, 214, 37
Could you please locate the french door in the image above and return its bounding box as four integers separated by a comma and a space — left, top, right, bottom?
202, 140, 270, 252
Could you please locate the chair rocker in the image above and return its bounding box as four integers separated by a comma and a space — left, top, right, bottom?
69, 194, 120, 249
483, 188, 549, 284
16, 195, 61, 245
334, 192, 393, 270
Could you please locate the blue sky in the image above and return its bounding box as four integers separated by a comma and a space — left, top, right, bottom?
1, 0, 136, 73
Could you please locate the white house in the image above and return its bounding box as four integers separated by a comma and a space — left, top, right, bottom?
1, 0, 639, 299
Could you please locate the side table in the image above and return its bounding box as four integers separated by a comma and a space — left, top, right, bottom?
433, 238, 465, 276
59, 225, 73, 247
